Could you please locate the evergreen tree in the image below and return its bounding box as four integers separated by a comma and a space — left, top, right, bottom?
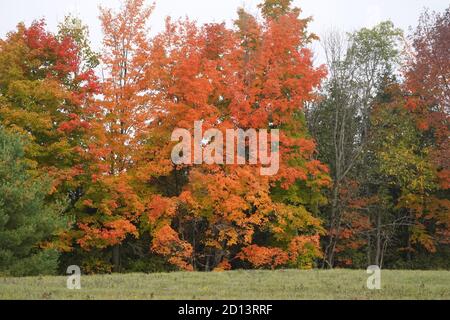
0, 128, 66, 276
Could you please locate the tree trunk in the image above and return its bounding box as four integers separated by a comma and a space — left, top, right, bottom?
112, 245, 121, 273
406, 228, 412, 264
375, 212, 382, 266
380, 238, 388, 269
323, 182, 340, 268
205, 254, 210, 272
406, 210, 413, 265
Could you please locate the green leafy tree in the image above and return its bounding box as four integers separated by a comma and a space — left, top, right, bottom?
0, 128, 66, 276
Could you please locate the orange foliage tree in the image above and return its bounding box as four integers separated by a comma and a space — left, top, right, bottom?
71, 0, 154, 271
402, 7, 450, 253
141, 0, 329, 271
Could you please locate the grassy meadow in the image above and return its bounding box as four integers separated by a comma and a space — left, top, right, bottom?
0, 269, 449, 300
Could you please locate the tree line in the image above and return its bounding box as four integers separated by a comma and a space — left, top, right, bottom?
0, 0, 448, 276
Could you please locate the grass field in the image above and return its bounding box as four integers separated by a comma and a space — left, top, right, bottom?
1, 270, 449, 300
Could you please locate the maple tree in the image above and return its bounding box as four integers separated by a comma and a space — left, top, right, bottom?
70, 0, 154, 272
0, 20, 98, 191
400, 7, 450, 260
140, 0, 329, 271
404, 7, 449, 192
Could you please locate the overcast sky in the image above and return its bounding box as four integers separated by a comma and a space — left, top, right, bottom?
1, 0, 448, 62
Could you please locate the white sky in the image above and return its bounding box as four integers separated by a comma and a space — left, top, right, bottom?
0, 0, 449, 63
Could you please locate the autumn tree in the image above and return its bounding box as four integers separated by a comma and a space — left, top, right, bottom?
0, 19, 98, 190
398, 6, 450, 266
368, 80, 449, 267
141, 0, 329, 271
405, 6, 449, 194
72, 0, 154, 272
